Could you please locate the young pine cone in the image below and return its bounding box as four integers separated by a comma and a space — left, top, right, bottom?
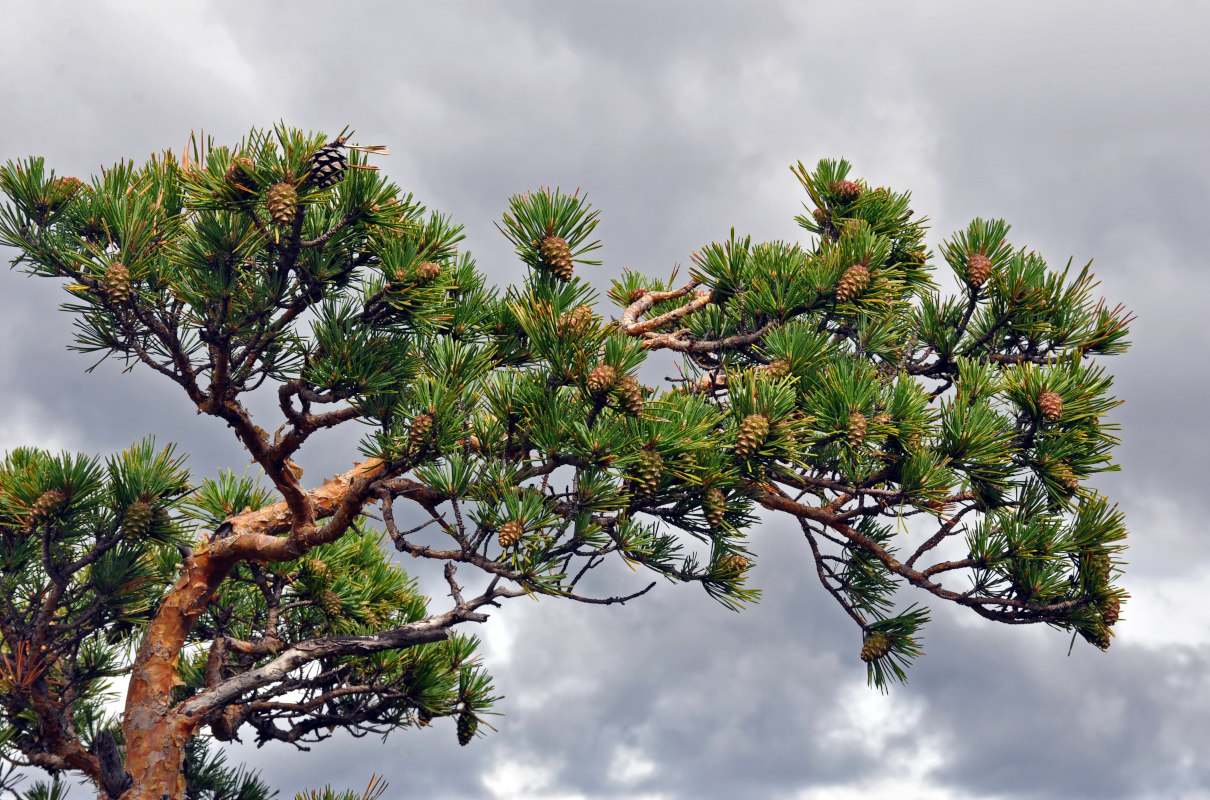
702, 487, 726, 529
830, 180, 863, 203
27, 490, 68, 528
1038, 390, 1064, 421
847, 411, 868, 447
1053, 461, 1079, 493
104, 261, 133, 304
734, 413, 770, 460
613, 375, 644, 415
860, 632, 891, 662
538, 235, 575, 281
1083, 551, 1113, 589
416, 261, 442, 281
718, 554, 749, 579
1080, 624, 1112, 651
266, 181, 298, 227
557, 304, 594, 337
456, 711, 478, 746
1100, 596, 1121, 627
586, 364, 618, 396
409, 413, 435, 453
765, 359, 792, 380
304, 558, 330, 581
835, 264, 871, 303
966, 253, 993, 287
319, 590, 343, 618
223, 157, 256, 196
633, 450, 664, 500
121, 500, 155, 538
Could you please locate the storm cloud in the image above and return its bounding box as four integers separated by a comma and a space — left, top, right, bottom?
1, 2, 1207, 798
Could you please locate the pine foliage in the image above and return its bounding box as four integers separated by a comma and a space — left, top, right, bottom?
0, 130, 1132, 797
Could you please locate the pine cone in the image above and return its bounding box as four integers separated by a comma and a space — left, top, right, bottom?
847, 411, 868, 448
634, 450, 664, 500
835, 264, 871, 303
49, 176, 86, 211
416, 261, 442, 281
304, 558, 330, 581
830, 180, 863, 203
416, 707, 434, 727
456, 711, 478, 746
627, 287, 648, 303
498, 519, 524, 548
266, 181, 298, 227
104, 262, 133, 303
966, 253, 993, 287
223, 157, 256, 194
586, 364, 618, 396
1038, 391, 1064, 422
409, 413, 435, 453
557, 304, 594, 337
811, 207, 828, 225
1080, 624, 1111, 651
121, 500, 155, 538
702, 487, 726, 529
1053, 461, 1079, 493
765, 359, 791, 380
538, 235, 575, 281
52, 176, 85, 195
613, 375, 644, 415
319, 590, 342, 617
860, 632, 891, 662
28, 490, 68, 527
308, 139, 348, 189
1100, 596, 1121, 627
735, 413, 770, 460
718, 554, 748, 579
1083, 551, 1112, 589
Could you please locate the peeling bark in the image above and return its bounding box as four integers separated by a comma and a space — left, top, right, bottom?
119, 459, 384, 800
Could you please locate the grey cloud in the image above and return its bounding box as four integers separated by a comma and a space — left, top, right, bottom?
1, 1, 1207, 798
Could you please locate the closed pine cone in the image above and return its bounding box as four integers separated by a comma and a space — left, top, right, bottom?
1038, 391, 1063, 421
539, 235, 574, 281
735, 414, 770, 459
860, 632, 891, 662
835, 264, 871, 303
966, 253, 993, 287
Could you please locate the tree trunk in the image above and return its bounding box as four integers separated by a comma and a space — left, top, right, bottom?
116, 460, 383, 799
117, 715, 194, 800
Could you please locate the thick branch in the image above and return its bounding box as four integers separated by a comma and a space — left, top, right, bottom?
177, 597, 497, 720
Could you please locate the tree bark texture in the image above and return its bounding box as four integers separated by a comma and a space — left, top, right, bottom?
118, 460, 383, 800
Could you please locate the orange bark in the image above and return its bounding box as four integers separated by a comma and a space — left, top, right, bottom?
118, 459, 383, 800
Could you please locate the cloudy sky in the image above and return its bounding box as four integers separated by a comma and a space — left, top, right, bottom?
2, 1, 1208, 798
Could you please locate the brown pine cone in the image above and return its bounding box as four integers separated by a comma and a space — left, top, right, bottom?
587, 364, 618, 395
966, 253, 993, 287
539, 235, 575, 280
830, 180, 863, 203
1038, 391, 1064, 422
498, 519, 524, 548
835, 264, 871, 303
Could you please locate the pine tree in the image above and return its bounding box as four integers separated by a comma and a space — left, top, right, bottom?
0, 129, 1132, 799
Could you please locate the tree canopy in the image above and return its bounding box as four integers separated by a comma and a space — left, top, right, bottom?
0, 126, 1131, 799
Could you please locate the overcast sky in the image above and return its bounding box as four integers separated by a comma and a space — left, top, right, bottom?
2, 1, 1208, 798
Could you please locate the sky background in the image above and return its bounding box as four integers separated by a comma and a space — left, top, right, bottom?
1, 1, 1208, 798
